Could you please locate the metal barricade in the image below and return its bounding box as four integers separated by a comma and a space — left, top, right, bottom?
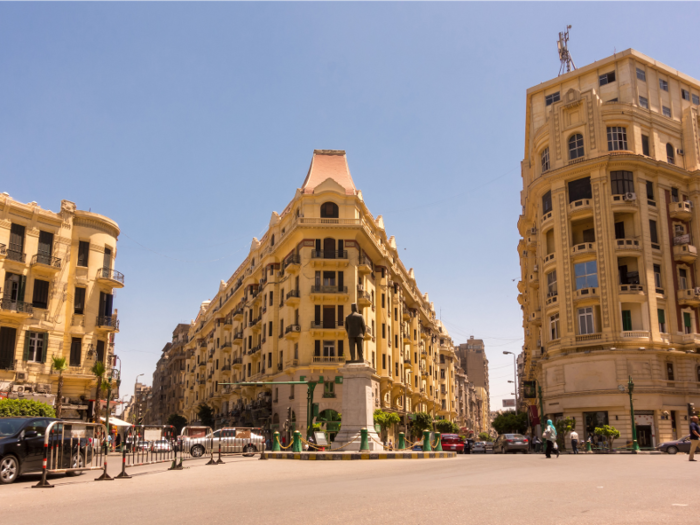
33, 421, 111, 488
115, 425, 179, 478
178, 426, 266, 465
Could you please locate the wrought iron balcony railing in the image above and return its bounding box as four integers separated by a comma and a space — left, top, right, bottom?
96, 315, 120, 330
311, 285, 348, 294
31, 253, 61, 268
311, 250, 348, 259
6, 249, 25, 263
0, 298, 33, 314
97, 267, 125, 284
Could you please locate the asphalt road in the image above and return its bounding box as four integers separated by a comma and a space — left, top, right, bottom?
1, 452, 697, 524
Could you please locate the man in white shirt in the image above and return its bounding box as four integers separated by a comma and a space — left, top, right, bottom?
570, 430, 579, 454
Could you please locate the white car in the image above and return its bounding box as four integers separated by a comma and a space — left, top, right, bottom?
182, 427, 264, 458
472, 441, 487, 453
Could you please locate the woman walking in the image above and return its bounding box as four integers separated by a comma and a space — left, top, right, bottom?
543, 419, 559, 459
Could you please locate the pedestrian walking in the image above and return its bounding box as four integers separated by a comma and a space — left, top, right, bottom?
689, 416, 700, 462
570, 430, 579, 454
542, 419, 559, 459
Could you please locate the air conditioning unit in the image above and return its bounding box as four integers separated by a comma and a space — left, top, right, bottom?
36, 383, 51, 394
686, 200, 694, 208
530, 227, 537, 235
12, 385, 25, 393
14, 372, 27, 383
622, 192, 637, 202
533, 265, 539, 272
22, 385, 34, 393
677, 149, 685, 156
694, 287, 700, 296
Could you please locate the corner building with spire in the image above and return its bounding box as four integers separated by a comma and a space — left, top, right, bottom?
180, 150, 457, 442
518, 49, 700, 447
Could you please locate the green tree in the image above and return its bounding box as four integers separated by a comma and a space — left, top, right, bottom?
51, 356, 68, 419
491, 410, 528, 435
373, 409, 400, 441
166, 414, 188, 434
0, 399, 56, 418
91, 361, 106, 421
197, 403, 215, 428
435, 420, 459, 434
478, 431, 493, 442
411, 412, 433, 439
594, 425, 620, 452
555, 417, 576, 451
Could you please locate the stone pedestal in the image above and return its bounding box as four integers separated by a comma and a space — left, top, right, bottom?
332, 363, 382, 451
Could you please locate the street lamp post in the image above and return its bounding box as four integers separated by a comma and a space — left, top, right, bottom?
619, 376, 640, 452
503, 351, 518, 410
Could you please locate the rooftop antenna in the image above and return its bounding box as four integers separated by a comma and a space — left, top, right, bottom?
557, 25, 576, 76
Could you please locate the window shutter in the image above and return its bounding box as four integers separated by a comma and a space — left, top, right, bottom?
315, 239, 321, 252
23, 332, 31, 361
41, 332, 48, 363
684, 312, 692, 328
18, 275, 26, 302
315, 305, 321, 324
658, 309, 666, 324
314, 340, 321, 357
338, 240, 344, 254
338, 271, 344, 291
337, 305, 344, 325
338, 340, 344, 357
622, 311, 632, 331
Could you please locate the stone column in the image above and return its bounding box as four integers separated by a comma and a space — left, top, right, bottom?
332, 363, 382, 451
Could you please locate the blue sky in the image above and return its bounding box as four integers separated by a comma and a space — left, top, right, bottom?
2, 2, 700, 411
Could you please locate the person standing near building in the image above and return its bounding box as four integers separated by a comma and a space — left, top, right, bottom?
689, 416, 700, 461
543, 419, 558, 459
570, 429, 579, 454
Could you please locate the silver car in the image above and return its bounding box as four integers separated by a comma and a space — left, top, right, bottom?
183, 427, 264, 457
494, 433, 529, 454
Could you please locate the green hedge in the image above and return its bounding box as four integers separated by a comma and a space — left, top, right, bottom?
0, 398, 56, 418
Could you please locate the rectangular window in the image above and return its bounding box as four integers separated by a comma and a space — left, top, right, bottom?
381, 294, 385, 308
77, 241, 89, 267
679, 268, 688, 290
574, 261, 598, 290
636, 68, 646, 81
649, 220, 659, 245
659, 79, 668, 91
667, 362, 675, 380
382, 353, 386, 370
578, 307, 595, 335
550, 314, 560, 341
394, 334, 399, 347
70, 337, 82, 367
658, 309, 666, 333
545, 92, 560, 106
653, 264, 662, 290
672, 188, 679, 202
382, 324, 386, 338
74, 287, 86, 314
684, 313, 692, 334
25, 332, 46, 363
337, 340, 343, 357
32, 279, 50, 309
96, 340, 105, 363
568, 177, 592, 203
693, 94, 700, 105
639, 96, 649, 109
610, 170, 634, 195
0, 327, 17, 370
682, 89, 691, 101
599, 71, 616, 86
322, 340, 335, 357
607, 127, 628, 151
541, 148, 550, 173
642, 135, 650, 157
621, 310, 632, 331
547, 270, 557, 296
542, 191, 552, 214
614, 222, 625, 240
662, 106, 672, 118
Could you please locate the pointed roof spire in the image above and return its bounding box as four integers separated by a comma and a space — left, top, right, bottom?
301, 150, 357, 195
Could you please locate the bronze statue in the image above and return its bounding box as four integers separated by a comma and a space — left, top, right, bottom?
344, 303, 366, 363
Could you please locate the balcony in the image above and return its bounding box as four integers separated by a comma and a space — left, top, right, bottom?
223, 317, 233, 331
543, 253, 556, 271
0, 244, 5, 258
250, 316, 262, 331
284, 254, 301, 273
528, 273, 539, 289
610, 193, 639, 211
357, 288, 372, 307
96, 267, 125, 288
621, 330, 650, 341
310, 320, 344, 335
232, 308, 244, 321
232, 331, 243, 345
678, 288, 700, 307
573, 287, 598, 302
669, 201, 693, 221
358, 254, 374, 275
30, 253, 61, 273
568, 198, 593, 218
615, 238, 641, 254
232, 357, 243, 368
529, 310, 542, 325
575, 333, 602, 343
619, 283, 645, 297
96, 315, 120, 332
541, 211, 553, 227
673, 243, 697, 264
284, 324, 301, 339
221, 341, 232, 353
571, 242, 596, 259
285, 289, 300, 305
310, 285, 348, 300
310, 250, 349, 268
0, 298, 33, 318
312, 355, 347, 364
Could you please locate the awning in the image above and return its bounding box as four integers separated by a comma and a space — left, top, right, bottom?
100, 416, 132, 427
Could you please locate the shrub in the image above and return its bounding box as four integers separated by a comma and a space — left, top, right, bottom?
0, 398, 56, 418
491, 410, 528, 435
435, 420, 459, 434
478, 431, 493, 442
594, 425, 621, 451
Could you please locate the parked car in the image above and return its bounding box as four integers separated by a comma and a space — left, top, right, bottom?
440, 434, 464, 453
0, 418, 95, 485
659, 435, 691, 454
182, 427, 264, 458
472, 441, 487, 454
412, 444, 423, 451
493, 433, 530, 454
150, 439, 173, 452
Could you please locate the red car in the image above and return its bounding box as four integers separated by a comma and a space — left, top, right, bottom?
440, 434, 464, 453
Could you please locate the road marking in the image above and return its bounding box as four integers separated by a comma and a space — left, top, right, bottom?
672, 504, 688, 507
597, 486, 604, 489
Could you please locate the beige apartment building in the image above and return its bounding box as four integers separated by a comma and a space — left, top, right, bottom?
518, 49, 700, 447
146, 323, 190, 425
172, 150, 457, 441
0, 194, 123, 419
455, 336, 491, 433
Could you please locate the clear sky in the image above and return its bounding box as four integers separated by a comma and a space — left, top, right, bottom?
2, 2, 700, 412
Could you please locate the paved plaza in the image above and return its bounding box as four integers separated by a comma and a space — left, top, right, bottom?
0, 453, 696, 524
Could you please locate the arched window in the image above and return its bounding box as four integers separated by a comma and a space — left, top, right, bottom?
541, 147, 550, 173
667, 143, 675, 164
320, 202, 339, 218
270, 234, 275, 247
569, 134, 585, 160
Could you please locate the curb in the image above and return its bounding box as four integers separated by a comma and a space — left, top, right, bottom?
261, 452, 457, 460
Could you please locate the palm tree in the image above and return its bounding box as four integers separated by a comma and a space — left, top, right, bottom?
91, 361, 106, 422
51, 357, 68, 418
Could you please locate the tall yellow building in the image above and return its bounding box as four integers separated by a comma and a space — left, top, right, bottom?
180, 150, 457, 441
518, 49, 700, 447
0, 195, 123, 419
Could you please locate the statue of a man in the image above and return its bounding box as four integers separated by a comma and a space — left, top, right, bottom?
344, 303, 366, 363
